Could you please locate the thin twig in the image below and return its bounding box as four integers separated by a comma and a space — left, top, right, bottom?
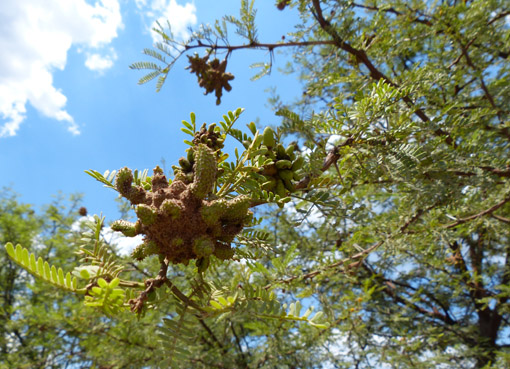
492, 214, 510, 224
445, 195, 510, 229
310, 0, 453, 145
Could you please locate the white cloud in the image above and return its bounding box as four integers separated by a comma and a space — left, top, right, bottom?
85, 49, 118, 72
326, 134, 342, 150
0, 0, 123, 137
136, 0, 197, 43
71, 216, 143, 256
102, 226, 144, 256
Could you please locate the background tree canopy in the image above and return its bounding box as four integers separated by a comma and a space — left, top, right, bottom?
2, 0, 510, 368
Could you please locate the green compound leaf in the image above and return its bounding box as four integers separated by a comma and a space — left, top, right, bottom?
4, 243, 82, 294
84, 169, 116, 190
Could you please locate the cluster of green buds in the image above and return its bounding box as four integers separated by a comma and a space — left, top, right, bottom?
110, 143, 253, 272
192, 122, 225, 152
172, 123, 225, 185
248, 127, 304, 198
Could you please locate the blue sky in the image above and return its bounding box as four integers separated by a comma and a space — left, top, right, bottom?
0, 0, 302, 220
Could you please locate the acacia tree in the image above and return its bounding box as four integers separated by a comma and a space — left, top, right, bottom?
132, 0, 510, 366
5, 0, 510, 368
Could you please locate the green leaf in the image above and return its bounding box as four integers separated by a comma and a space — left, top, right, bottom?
5, 243, 15, 259
15, 244, 23, 262
98, 278, 108, 288
181, 120, 193, 131
58, 268, 65, 286
217, 296, 228, 307
37, 257, 44, 276
210, 300, 224, 310
44, 261, 51, 280
51, 265, 58, 283
21, 248, 29, 267
65, 272, 72, 289
180, 127, 193, 136
109, 278, 120, 288
29, 253, 36, 272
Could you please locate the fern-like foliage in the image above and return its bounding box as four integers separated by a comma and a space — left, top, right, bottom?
235, 228, 274, 253
84, 169, 117, 190
206, 285, 329, 329
84, 277, 127, 315
157, 280, 209, 367
76, 215, 124, 280
85, 168, 151, 191
5, 242, 81, 293
223, 0, 258, 43
129, 21, 178, 91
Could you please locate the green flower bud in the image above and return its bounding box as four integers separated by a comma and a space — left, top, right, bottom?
262, 127, 276, 148
276, 144, 288, 160
275, 179, 286, 198
275, 160, 292, 170
201, 200, 227, 226
179, 157, 192, 172
291, 156, 304, 171
131, 240, 159, 261
193, 236, 215, 257
279, 169, 294, 182
213, 243, 235, 260
222, 196, 251, 222
136, 204, 157, 225
283, 178, 296, 193
191, 144, 217, 199
111, 220, 141, 237
285, 144, 296, 156
161, 199, 181, 219
115, 167, 133, 197
187, 148, 195, 164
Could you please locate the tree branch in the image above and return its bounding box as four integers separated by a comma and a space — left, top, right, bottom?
445, 195, 510, 229
367, 266, 456, 326
492, 214, 510, 224
184, 40, 336, 53
351, 2, 432, 26
310, 0, 453, 145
